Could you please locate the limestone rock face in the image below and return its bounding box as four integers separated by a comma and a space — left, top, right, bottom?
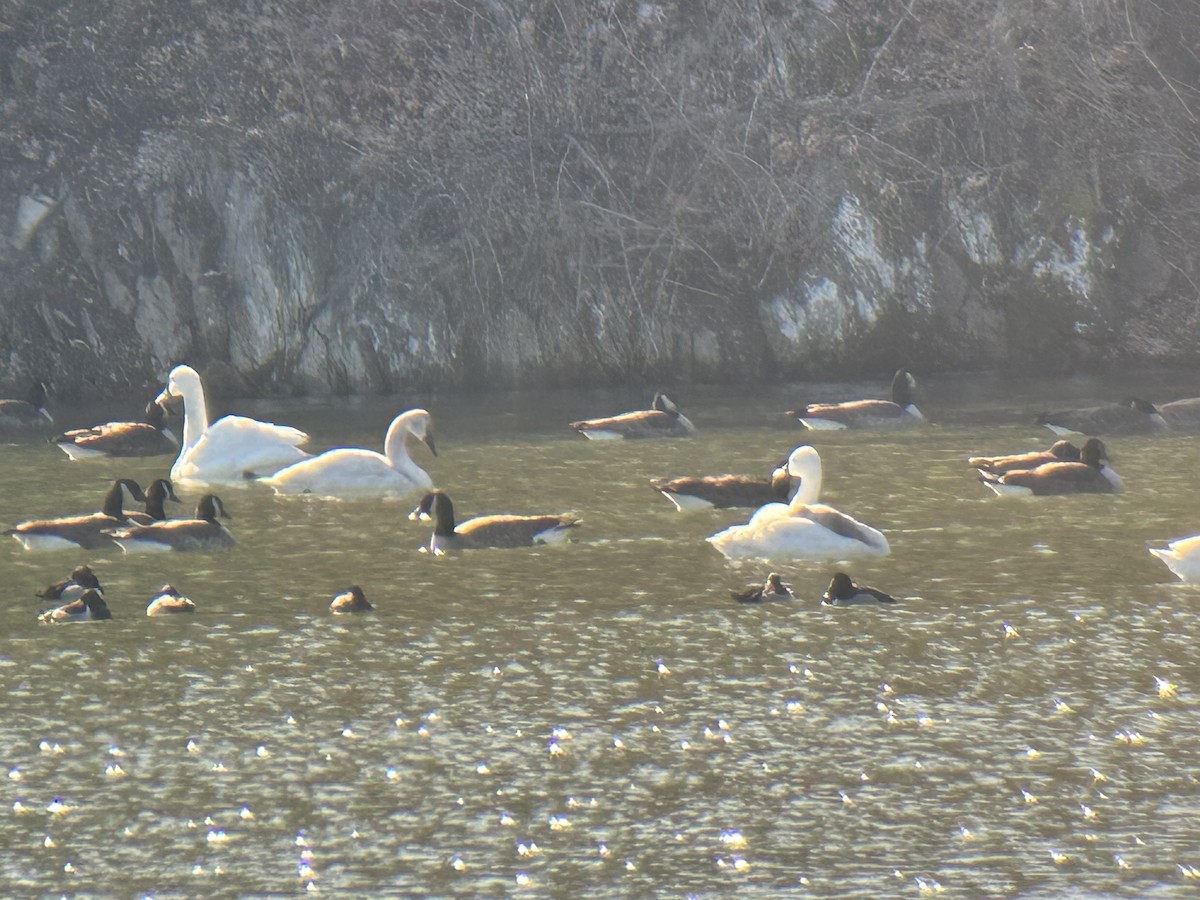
2, 1, 1200, 398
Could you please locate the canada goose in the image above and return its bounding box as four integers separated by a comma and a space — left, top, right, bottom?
651, 460, 795, 511
38, 588, 111, 622
409, 490, 581, 554
1156, 396, 1200, 431
146, 584, 197, 615
1036, 397, 1167, 436
156, 364, 309, 484
124, 478, 182, 526
821, 572, 898, 605
264, 409, 436, 498
36, 565, 103, 603
0, 381, 52, 427
571, 393, 696, 439
707, 446, 889, 561
6, 478, 147, 550
788, 369, 924, 430
968, 440, 1080, 474
107, 494, 235, 552
330, 585, 374, 613
52, 400, 178, 459
978, 437, 1120, 496
731, 573, 794, 603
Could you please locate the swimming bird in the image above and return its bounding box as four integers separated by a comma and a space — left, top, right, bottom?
1036, 397, 1167, 436
409, 490, 581, 554
570, 393, 696, 439
146, 584, 197, 615
156, 364, 309, 484
262, 408, 436, 498
787, 369, 924, 430
1149, 535, 1200, 582
330, 585, 373, 613
125, 478, 182, 525
1156, 395, 1200, 431
0, 381, 52, 427
36, 565, 103, 603
651, 461, 795, 511
6, 478, 147, 550
978, 437, 1120, 496
821, 572, 897, 605
52, 400, 178, 459
731, 572, 794, 603
968, 440, 1080, 474
707, 446, 890, 561
38, 588, 111, 623
107, 494, 235, 552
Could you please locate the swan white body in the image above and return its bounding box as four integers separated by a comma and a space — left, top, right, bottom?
157, 365, 309, 485
707, 446, 889, 562
263, 409, 436, 499
1149, 536, 1200, 582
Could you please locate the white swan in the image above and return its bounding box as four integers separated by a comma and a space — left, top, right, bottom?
707, 445, 889, 562
262, 409, 436, 498
1149, 535, 1200, 582
157, 365, 309, 485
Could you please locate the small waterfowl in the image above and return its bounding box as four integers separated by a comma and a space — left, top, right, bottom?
1149, 536, 1200, 582
571, 392, 696, 440
651, 461, 795, 511
36, 565, 103, 603
0, 381, 53, 427
978, 437, 1120, 496
1036, 397, 1167, 436
38, 588, 111, 623
146, 584, 197, 615
821, 572, 897, 606
968, 440, 1080, 474
263, 409, 436, 498
157, 364, 309, 484
107, 494, 235, 553
330, 585, 373, 613
410, 490, 581, 554
52, 401, 178, 459
707, 446, 890, 562
6, 478, 147, 551
731, 572, 794, 604
125, 478, 182, 525
788, 369, 924, 430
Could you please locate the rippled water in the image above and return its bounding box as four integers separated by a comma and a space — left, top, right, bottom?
3, 371, 1200, 896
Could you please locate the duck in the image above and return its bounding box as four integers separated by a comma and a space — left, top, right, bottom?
1148, 536, 1200, 582
731, 572, 794, 603
107, 494, 235, 553
5, 478, 147, 550
38, 588, 112, 623
1035, 397, 1167, 436
787, 369, 924, 430
821, 572, 898, 605
570, 392, 696, 439
409, 490, 581, 554
125, 478, 182, 525
0, 381, 53, 427
52, 400, 178, 459
978, 437, 1120, 496
156, 364, 309, 484
650, 460, 796, 511
146, 584, 197, 615
36, 565, 104, 603
330, 585, 374, 613
262, 409, 436, 498
968, 440, 1080, 474
707, 446, 890, 562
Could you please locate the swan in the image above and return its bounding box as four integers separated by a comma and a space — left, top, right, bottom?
38, 588, 112, 623
262, 409, 436, 498
1036, 397, 1166, 436
107, 494, 235, 553
731, 573, 794, 603
978, 437, 1120, 496
821, 572, 898, 606
707, 446, 890, 562
156, 365, 309, 484
787, 369, 924, 430
146, 584, 197, 616
571, 392, 696, 439
330, 585, 374, 613
1149, 536, 1200, 582
0, 381, 52, 427
53, 400, 178, 459
409, 490, 581, 554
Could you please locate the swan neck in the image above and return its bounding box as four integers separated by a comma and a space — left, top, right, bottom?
789, 460, 823, 506
179, 381, 209, 451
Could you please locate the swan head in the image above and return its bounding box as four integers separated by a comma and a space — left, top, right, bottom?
157, 365, 202, 405
408, 409, 437, 456
783, 445, 823, 504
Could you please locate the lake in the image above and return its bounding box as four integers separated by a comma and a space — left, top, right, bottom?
2, 369, 1200, 896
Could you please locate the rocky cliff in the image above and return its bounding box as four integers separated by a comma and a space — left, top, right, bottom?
3, 0, 1200, 398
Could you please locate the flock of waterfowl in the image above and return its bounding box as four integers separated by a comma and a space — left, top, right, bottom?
5, 365, 1200, 623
